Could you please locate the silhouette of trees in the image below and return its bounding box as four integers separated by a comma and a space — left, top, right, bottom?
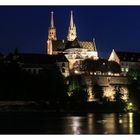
108, 61, 121, 73
113, 86, 126, 111
67, 75, 87, 103
82, 59, 121, 74
92, 83, 104, 102
128, 78, 140, 110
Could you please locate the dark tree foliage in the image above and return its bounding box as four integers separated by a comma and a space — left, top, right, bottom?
82, 59, 121, 74
108, 61, 121, 73
113, 86, 126, 111
113, 86, 124, 103
69, 89, 87, 104
92, 82, 104, 102
82, 58, 108, 73
0, 61, 67, 103
127, 69, 140, 80
128, 78, 140, 109
67, 75, 87, 103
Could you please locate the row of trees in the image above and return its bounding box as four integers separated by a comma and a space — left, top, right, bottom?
82, 58, 121, 74
0, 60, 67, 104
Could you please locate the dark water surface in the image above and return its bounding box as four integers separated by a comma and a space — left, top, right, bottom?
0, 112, 140, 134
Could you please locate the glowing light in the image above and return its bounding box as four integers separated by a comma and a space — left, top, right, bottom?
128, 112, 133, 134
119, 119, 123, 124
87, 113, 94, 134
87, 86, 93, 102
72, 117, 82, 134
74, 70, 79, 74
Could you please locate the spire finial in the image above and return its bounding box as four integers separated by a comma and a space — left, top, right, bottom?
70, 10, 74, 28
50, 11, 54, 28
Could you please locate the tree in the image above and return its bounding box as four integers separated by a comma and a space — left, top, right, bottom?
108, 61, 121, 74
92, 83, 104, 102
128, 79, 140, 110
67, 75, 80, 96
113, 86, 126, 111
67, 75, 87, 103
113, 86, 124, 103
82, 59, 109, 74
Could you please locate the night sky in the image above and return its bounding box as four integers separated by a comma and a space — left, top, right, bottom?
0, 6, 140, 58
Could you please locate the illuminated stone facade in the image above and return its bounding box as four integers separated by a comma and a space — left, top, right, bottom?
47, 11, 98, 75
82, 75, 130, 102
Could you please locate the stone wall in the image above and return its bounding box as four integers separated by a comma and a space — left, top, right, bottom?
81, 75, 130, 102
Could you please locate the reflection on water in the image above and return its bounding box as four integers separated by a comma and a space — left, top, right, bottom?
62, 113, 136, 134
0, 112, 139, 134
128, 112, 133, 134
63, 116, 85, 134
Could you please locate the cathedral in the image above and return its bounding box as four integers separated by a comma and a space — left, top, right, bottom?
47, 11, 98, 75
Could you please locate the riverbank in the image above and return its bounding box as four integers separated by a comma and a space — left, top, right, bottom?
0, 100, 137, 113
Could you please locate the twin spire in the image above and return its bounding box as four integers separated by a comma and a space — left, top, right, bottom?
48, 11, 77, 42
67, 11, 77, 41
50, 11, 54, 28
70, 11, 74, 29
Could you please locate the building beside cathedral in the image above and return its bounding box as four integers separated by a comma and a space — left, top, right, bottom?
109, 49, 140, 76
47, 11, 98, 75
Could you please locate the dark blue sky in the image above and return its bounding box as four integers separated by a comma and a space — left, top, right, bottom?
0, 6, 140, 58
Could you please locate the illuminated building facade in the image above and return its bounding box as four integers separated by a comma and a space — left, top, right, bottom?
109, 49, 140, 76
47, 11, 98, 75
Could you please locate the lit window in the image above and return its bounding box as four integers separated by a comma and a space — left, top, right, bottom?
125, 68, 129, 72
121, 68, 124, 72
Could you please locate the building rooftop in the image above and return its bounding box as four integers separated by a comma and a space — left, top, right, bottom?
116, 51, 140, 62
52, 38, 97, 52
6, 53, 68, 64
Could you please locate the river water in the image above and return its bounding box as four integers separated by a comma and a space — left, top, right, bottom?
0, 112, 139, 134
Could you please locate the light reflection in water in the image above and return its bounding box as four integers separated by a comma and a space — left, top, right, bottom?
63, 116, 84, 134
72, 117, 82, 134
128, 112, 133, 134
102, 114, 116, 134
87, 113, 94, 134
63, 113, 134, 134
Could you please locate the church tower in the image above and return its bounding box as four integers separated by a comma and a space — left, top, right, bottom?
47, 11, 57, 54
67, 11, 77, 41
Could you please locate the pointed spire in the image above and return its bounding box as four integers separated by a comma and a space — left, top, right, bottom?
50, 11, 54, 28
70, 11, 74, 29
67, 11, 77, 41
92, 38, 97, 51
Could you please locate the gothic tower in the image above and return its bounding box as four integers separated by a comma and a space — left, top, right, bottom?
47, 11, 57, 54
67, 11, 77, 41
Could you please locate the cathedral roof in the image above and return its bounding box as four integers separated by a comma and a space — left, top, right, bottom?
52, 38, 97, 51
52, 40, 65, 51
65, 38, 81, 50
79, 41, 96, 51
115, 51, 140, 62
